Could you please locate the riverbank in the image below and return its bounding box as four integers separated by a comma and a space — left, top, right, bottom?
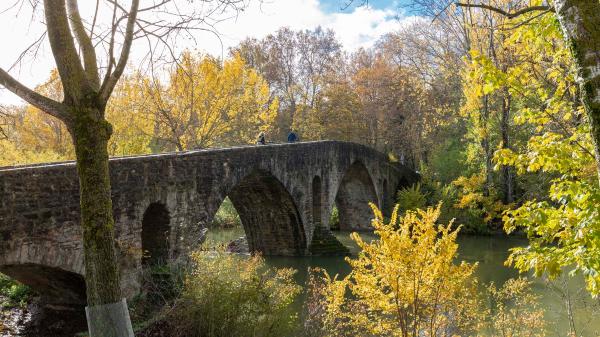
0, 296, 86, 337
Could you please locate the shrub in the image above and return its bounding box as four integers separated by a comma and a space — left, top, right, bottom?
329, 206, 339, 230
430, 182, 489, 234
452, 174, 506, 232
418, 164, 491, 234
312, 204, 482, 337
164, 249, 301, 337
485, 278, 546, 336
396, 183, 428, 213
130, 263, 187, 325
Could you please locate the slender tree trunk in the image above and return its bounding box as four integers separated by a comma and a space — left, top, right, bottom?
70, 107, 122, 306
501, 89, 514, 203
481, 94, 493, 197
554, 0, 600, 183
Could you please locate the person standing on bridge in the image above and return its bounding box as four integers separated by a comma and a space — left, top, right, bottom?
257, 131, 266, 145
287, 130, 299, 143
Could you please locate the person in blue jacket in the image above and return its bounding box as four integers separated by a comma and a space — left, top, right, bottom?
287, 130, 299, 143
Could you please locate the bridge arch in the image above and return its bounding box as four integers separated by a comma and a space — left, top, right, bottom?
215, 169, 307, 256
0, 264, 86, 305
141, 202, 171, 266
334, 161, 379, 231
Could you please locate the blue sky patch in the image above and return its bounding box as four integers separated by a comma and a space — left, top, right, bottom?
319, 0, 410, 13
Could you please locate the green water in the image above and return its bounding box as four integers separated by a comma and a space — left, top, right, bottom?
207, 228, 600, 336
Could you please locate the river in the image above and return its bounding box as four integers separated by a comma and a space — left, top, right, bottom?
208, 227, 600, 337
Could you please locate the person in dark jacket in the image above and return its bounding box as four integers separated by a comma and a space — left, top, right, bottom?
257, 131, 266, 145
287, 130, 299, 143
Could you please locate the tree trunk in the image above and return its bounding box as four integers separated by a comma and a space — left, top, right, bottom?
70, 108, 122, 306
501, 89, 514, 203
70, 107, 134, 336
554, 0, 600, 183
481, 94, 493, 197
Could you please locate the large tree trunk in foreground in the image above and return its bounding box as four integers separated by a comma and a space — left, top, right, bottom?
554, 0, 600, 182
71, 109, 121, 306
71, 109, 133, 336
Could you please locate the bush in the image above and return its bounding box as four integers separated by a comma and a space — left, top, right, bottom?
416, 164, 492, 234
428, 182, 489, 234
163, 249, 301, 337
396, 183, 428, 213
484, 278, 545, 336
130, 263, 187, 326
452, 174, 506, 233
310, 204, 482, 337
0, 273, 32, 308
329, 206, 339, 230
304, 205, 545, 337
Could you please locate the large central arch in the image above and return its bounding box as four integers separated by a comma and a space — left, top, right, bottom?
335, 161, 379, 231
225, 170, 307, 256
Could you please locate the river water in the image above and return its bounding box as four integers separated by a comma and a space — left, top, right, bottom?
208, 228, 600, 337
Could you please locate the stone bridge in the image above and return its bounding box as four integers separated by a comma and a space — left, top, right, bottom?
0, 141, 417, 306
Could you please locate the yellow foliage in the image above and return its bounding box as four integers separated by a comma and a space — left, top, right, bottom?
9, 70, 73, 161
293, 79, 366, 142
146, 51, 278, 150
453, 174, 506, 224
484, 278, 546, 337
106, 72, 154, 156
318, 204, 481, 337
0, 139, 65, 166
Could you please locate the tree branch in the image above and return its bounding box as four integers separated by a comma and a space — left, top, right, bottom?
100, 0, 139, 104
66, 0, 100, 90
43, 0, 89, 104
0, 68, 70, 123
455, 2, 554, 19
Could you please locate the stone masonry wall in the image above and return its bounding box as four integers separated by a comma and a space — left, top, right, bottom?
0, 141, 418, 303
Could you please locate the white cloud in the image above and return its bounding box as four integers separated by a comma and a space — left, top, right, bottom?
0, 0, 415, 105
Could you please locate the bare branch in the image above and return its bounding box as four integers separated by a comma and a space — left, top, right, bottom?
0, 68, 70, 122
66, 0, 100, 89
455, 2, 554, 19
99, 0, 139, 104
341, 0, 367, 11
8, 31, 46, 72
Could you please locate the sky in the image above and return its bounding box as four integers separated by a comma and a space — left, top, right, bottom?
0, 0, 417, 105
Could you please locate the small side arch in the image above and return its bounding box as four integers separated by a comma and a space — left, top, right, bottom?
141, 202, 171, 266
335, 161, 379, 231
